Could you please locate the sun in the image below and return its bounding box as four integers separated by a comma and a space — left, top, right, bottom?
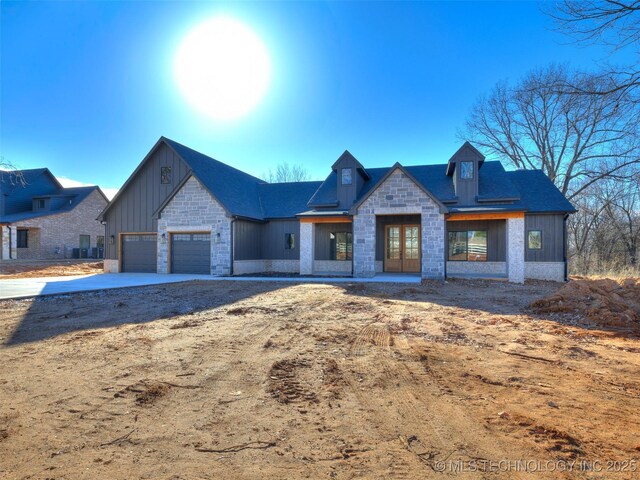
174, 16, 271, 121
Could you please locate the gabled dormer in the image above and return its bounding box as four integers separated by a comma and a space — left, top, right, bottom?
446, 142, 485, 205
332, 150, 370, 209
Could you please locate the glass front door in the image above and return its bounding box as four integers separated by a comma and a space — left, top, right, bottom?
384, 224, 421, 273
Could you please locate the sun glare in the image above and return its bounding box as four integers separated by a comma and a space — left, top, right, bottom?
174, 16, 271, 121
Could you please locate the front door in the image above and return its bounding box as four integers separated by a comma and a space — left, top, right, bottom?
384, 224, 421, 273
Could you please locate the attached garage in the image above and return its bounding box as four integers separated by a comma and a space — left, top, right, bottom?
121, 234, 157, 273
170, 233, 211, 274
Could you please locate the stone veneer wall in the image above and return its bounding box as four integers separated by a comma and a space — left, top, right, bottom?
233, 260, 299, 275
0, 226, 9, 259
353, 169, 445, 279
446, 261, 507, 276
299, 222, 314, 275
506, 217, 525, 283
313, 260, 352, 274
157, 176, 231, 275
11, 190, 107, 260
525, 262, 565, 282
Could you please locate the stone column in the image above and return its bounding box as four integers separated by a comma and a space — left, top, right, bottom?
353, 213, 376, 277
299, 222, 314, 275
421, 210, 445, 279
10, 226, 17, 259
1, 226, 10, 260
157, 228, 169, 274
507, 217, 525, 283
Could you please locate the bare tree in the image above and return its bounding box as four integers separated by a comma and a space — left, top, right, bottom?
461, 64, 640, 199
0, 156, 25, 187
264, 162, 310, 183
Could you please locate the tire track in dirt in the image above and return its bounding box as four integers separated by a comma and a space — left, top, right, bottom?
347, 322, 531, 479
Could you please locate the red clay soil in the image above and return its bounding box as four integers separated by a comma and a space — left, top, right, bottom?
530, 277, 640, 333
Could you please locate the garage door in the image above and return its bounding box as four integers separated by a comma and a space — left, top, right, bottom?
171, 233, 211, 274
121, 234, 157, 273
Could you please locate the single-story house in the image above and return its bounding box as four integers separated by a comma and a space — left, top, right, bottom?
99, 137, 575, 283
0, 168, 108, 260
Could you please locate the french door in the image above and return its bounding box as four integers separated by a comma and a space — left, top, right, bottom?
384, 224, 421, 273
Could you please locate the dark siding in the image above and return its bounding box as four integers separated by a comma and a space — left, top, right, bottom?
261, 219, 300, 260
104, 143, 190, 259
452, 145, 480, 205
446, 220, 506, 261
234, 220, 262, 260
315, 223, 353, 260
375, 215, 421, 261
525, 214, 564, 262
335, 156, 365, 210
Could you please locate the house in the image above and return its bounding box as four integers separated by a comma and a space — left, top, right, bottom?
0, 168, 108, 260
99, 137, 575, 283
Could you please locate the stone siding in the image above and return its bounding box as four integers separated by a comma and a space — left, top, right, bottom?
353, 169, 445, 279
525, 262, 565, 282
233, 260, 299, 275
104, 259, 119, 273
11, 190, 107, 260
313, 260, 352, 274
299, 222, 314, 275
507, 217, 525, 283
157, 176, 231, 275
446, 261, 507, 276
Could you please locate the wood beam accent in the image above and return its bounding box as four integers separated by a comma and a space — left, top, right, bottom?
446, 211, 525, 221
299, 216, 352, 224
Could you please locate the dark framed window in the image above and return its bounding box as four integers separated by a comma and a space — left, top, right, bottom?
341, 168, 352, 185
285, 233, 295, 250
460, 161, 474, 180
97, 236, 105, 248
330, 232, 352, 260
448, 230, 487, 261
36, 199, 45, 209
528, 230, 542, 250
161, 166, 172, 184
17, 229, 28, 248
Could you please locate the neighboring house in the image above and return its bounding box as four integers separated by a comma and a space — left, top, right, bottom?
99, 137, 575, 283
0, 168, 108, 260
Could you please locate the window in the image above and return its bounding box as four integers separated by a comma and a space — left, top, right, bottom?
17, 229, 28, 248
330, 232, 352, 260
36, 199, 45, 209
285, 233, 295, 250
528, 230, 542, 250
460, 161, 474, 180
161, 166, 172, 184
448, 230, 487, 261
341, 168, 353, 185
97, 236, 105, 248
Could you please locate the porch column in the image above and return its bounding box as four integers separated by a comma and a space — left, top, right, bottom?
421, 212, 446, 279
507, 217, 525, 283
299, 222, 315, 275
353, 213, 376, 277
9, 226, 17, 259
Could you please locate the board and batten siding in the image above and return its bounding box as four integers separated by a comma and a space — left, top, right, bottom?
314, 222, 353, 261
445, 219, 506, 262
525, 214, 564, 262
234, 219, 300, 261
104, 143, 190, 259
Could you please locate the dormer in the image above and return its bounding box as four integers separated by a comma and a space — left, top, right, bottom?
332, 150, 370, 209
446, 142, 485, 205
32, 196, 50, 212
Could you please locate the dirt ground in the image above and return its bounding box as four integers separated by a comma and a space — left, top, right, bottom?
0, 261, 103, 279
0, 279, 639, 479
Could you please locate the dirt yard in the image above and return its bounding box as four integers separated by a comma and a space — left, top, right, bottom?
0, 261, 103, 279
0, 279, 639, 479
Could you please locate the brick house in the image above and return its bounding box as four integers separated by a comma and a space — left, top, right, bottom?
0, 169, 108, 260
99, 137, 576, 282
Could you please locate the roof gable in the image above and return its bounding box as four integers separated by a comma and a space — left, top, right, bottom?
446, 141, 485, 176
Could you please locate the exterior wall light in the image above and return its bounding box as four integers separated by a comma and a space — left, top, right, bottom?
109, 235, 115, 245
161, 233, 167, 244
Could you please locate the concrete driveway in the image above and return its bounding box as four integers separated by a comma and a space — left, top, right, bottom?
0, 272, 421, 300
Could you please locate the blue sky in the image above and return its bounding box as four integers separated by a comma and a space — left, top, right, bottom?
0, 1, 629, 197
